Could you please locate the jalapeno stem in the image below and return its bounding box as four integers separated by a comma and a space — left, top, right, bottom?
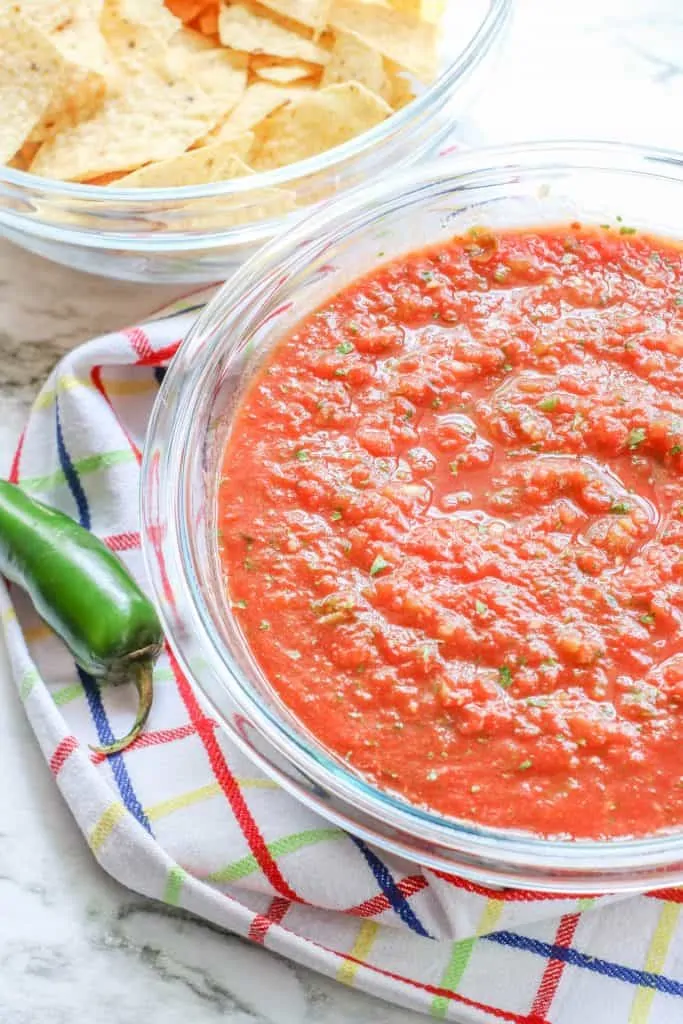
90, 660, 154, 756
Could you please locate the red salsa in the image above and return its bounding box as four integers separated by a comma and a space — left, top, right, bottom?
218, 226, 683, 839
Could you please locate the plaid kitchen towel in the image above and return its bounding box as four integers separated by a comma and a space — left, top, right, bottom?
2, 289, 683, 1024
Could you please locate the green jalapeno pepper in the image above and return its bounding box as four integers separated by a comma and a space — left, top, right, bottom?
0, 480, 161, 755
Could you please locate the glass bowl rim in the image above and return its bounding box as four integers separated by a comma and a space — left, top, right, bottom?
0, 0, 510, 205
141, 138, 683, 876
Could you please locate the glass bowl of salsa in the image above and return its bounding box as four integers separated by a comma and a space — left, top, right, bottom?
142, 141, 683, 892
0, 0, 509, 284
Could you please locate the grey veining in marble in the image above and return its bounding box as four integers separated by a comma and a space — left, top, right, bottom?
1, 1, 683, 1021
0, 626, 425, 1024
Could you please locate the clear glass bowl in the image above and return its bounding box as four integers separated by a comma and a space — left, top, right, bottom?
0, 0, 510, 284
141, 141, 683, 893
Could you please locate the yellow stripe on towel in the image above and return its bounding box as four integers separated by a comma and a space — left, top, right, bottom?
629, 902, 681, 1024
337, 921, 380, 986
90, 802, 126, 853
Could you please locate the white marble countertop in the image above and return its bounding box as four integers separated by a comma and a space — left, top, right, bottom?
1, 1, 682, 1021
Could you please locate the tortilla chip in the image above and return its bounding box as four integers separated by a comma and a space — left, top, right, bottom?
208, 81, 308, 139
170, 31, 251, 72
382, 58, 415, 109
321, 30, 386, 94
184, 48, 248, 103
100, 15, 170, 73
14, 0, 111, 72
218, 4, 329, 64
99, 0, 186, 76
30, 70, 224, 180
104, 0, 181, 40
82, 171, 129, 185
187, 55, 260, 146
386, 0, 419, 15
8, 140, 42, 171
10, 3, 107, 144
251, 80, 391, 170
197, 4, 219, 35
421, 0, 448, 21
168, 25, 218, 52
256, 0, 330, 31
11, 0, 82, 33
29, 67, 107, 144
386, 0, 445, 15
328, 0, 438, 82
115, 143, 254, 187
165, 0, 207, 21
235, 188, 297, 222
0, 11, 70, 164
180, 186, 297, 230
252, 58, 317, 83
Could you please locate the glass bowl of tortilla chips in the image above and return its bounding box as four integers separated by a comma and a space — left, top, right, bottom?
0, 0, 510, 283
